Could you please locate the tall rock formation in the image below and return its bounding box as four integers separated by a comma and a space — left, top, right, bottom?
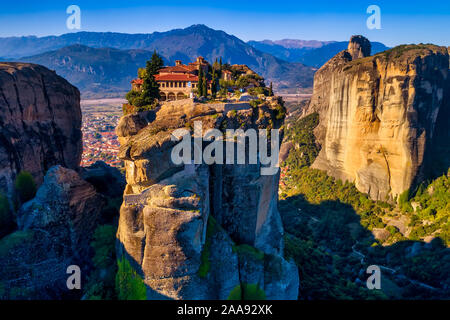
0, 63, 103, 299
116, 99, 299, 300
347, 35, 371, 60
306, 37, 450, 201
0, 63, 82, 196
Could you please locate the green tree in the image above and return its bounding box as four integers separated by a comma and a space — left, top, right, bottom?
228, 283, 266, 300
14, 171, 37, 204
125, 90, 140, 106
116, 257, 147, 300
213, 58, 220, 71
137, 68, 147, 79
198, 68, 205, 97
91, 225, 116, 269
84, 224, 117, 300
211, 69, 218, 98
140, 51, 164, 105
202, 76, 208, 98
398, 189, 413, 213
269, 82, 274, 96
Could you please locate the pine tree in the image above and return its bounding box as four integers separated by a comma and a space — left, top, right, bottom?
141, 51, 164, 105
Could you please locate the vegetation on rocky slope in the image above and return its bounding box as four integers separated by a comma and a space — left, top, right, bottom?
228, 283, 266, 300
280, 113, 450, 299
115, 257, 147, 300
84, 225, 118, 300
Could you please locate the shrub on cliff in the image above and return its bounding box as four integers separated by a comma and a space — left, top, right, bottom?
198, 216, 219, 278
116, 257, 146, 300
228, 283, 266, 300
398, 189, 413, 213
84, 224, 117, 300
125, 90, 140, 106
92, 225, 116, 268
14, 171, 37, 204
248, 86, 269, 97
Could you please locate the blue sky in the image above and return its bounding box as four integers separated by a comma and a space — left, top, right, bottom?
0, 1, 449, 46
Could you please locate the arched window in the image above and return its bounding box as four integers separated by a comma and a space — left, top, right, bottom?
168, 92, 176, 101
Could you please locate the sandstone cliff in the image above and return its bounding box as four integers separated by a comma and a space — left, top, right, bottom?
0, 63, 103, 299
306, 37, 450, 201
116, 98, 299, 300
0, 63, 82, 196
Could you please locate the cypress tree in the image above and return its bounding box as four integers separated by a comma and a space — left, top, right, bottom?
141, 51, 164, 105
211, 69, 217, 98
198, 68, 204, 97
203, 77, 208, 98
269, 82, 274, 96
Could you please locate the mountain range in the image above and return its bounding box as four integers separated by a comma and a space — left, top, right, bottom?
248, 39, 389, 67
0, 25, 388, 98
21, 45, 156, 98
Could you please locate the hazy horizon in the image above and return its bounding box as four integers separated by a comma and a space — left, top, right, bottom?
0, 25, 387, 45
0, 24, 446, 49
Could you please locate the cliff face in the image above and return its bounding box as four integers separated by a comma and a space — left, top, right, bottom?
116, 99, 299, 300
0, 64, 103, 299
307, 37, 450, 201
0, 63, 82, 195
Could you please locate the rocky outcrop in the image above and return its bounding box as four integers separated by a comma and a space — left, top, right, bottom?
0, 63, 82, 196
116, 98, 299, 300
347, 35, 371, 60
81, 160, 126, 199
0, 166, 104, 299
306, 37, 450, 201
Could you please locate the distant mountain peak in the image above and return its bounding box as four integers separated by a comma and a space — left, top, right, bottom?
250, 39, 334, 49
185, 24, 212, 30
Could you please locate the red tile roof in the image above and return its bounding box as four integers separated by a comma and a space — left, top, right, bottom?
154, 74, 199, 81
159, 65, 194, 73
131, 79, 143, 84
